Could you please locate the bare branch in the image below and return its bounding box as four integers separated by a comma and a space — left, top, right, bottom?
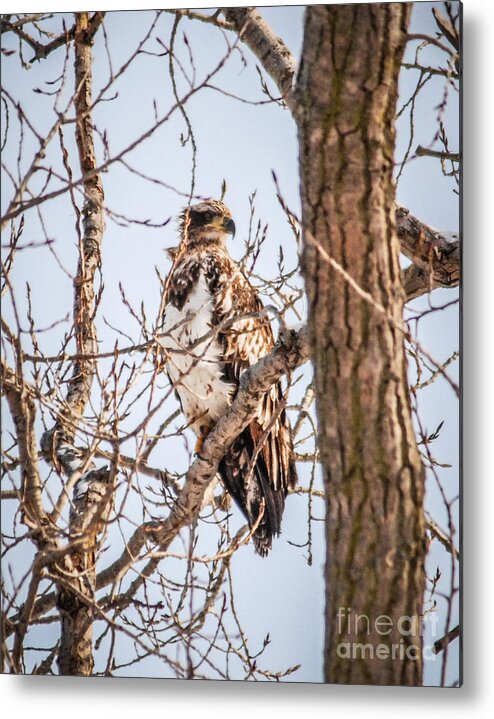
426, 514, 459, 561
5, 324, 311, 634
415, 145, 460, 162
407, 32, 458, 59
432, 7, 460, 52
222, 7, 297, 112
1, 12, 104, 63
433, 624, 460, 655
401, 61, 458, 79
164, 8, 233, 31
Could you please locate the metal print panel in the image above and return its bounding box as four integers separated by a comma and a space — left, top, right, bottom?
1, 2, 461, 686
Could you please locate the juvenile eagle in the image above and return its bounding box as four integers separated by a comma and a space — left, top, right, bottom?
159, 199, 296, 555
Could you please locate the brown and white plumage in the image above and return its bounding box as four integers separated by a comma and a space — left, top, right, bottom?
159, 199, 296, 555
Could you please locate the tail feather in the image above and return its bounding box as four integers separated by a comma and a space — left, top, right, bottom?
218, 425, 294, 555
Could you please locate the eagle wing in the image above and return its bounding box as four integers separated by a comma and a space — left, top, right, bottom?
204, 252, 297, 555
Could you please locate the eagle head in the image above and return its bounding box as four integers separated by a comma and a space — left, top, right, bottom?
180, 199, 236, 247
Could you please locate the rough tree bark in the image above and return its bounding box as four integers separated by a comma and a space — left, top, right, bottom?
40, 12, 108, 677
396, 204, 460, 300
296, 4, 426, 685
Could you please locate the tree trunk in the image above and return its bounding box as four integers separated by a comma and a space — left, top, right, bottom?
297, 3, 426, 686
54, 12, 106, 676
57, 469, 110, 676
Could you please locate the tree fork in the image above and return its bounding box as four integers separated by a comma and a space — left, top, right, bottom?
297, 3, 426, 686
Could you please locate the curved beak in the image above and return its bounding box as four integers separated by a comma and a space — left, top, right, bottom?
224, 217, 236, 238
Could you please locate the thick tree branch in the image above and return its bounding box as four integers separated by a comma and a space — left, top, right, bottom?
222, 7, 297, 112
0, 359, 48, 532
402, 264, 440, 301
396, 205, 460, 298
40, 13, 105, 472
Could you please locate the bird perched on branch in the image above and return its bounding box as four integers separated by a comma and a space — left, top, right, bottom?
159, 199, 296, 555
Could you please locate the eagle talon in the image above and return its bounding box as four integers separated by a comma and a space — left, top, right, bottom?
195, 423, 214, 454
